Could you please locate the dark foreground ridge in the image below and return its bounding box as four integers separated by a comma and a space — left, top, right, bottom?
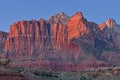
0, 67, 120, 80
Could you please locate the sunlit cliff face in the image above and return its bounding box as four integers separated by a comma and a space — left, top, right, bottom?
0, 12, 120, 70
105, 18, 116, 28
67, 12, 87, 41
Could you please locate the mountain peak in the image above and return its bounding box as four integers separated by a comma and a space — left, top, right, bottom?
106, 18, 116, 22
99, 18, 117, 30
58, 12, 66, 16
75, 12, 83, 16
105, 18, 117, 28
47, 12, 69, 25
71, 12, 84, 20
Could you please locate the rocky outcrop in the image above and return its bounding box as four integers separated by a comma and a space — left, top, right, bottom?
0, 31, 8, 54
68, 12, 87, 42
0, 31, 8, 42
47, 12, 69, 25
99, 18, 117, 30
99, 18, 120, 49
67, 12, 102, 47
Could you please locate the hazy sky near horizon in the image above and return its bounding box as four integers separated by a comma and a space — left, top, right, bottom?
0, 0, 120, 32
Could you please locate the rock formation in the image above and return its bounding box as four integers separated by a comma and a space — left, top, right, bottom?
4, 17, 69, 57
0, 12, 120, 71
0, 31, 8, 54
99, 18, 120, 49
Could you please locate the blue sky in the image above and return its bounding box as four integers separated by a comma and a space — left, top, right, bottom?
0, 0, 120, 32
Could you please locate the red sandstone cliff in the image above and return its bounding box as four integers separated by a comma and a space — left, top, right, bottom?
4, 13, 69, 57
1, 12, 120, 71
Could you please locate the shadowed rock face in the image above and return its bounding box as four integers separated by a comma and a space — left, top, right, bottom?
0, 31, 8, 42
0, 31, 8, 54
1, 12, 120, 71
99, 18, 120, 49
